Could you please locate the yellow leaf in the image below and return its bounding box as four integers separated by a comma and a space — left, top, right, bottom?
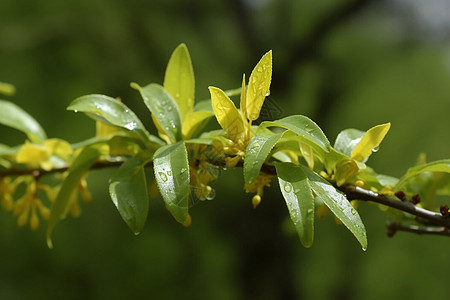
239, 74, 250, 140
334, 159, 359, 186
182, 110, 214, 139
299, 142, 314, 170
246, 50, 272, 121
151, 114, 171, 144
351, 122, 391, 162
163, 43, 195, 121
209, 86, 246, 143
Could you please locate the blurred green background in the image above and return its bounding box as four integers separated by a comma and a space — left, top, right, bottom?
1, 0, 450, 299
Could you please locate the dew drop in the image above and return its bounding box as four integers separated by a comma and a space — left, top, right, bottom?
74, 109, 78, 113
124, 122, 137, 130
294, 189, 300, 194
206, 188, 216, 200
167, 170, 172, 176
265, 91, 270, 97
284, 183, 292, 193
167, 106, 173, 111
180, 168, 187, 174
124, 109, 129, 113
158, 172, 168, 182
307, 208, 314, 215
351, 208, 357, 215
95, 105, 101, 109
144, 97, 149, 101
372, 146, 379, 153
362, 247, 367, 252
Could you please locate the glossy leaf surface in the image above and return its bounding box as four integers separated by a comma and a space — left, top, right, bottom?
209, 87, 246, 143
246, 50, 272, 121
262, 115, 330, 151
131, 83, 182, 143
244, 128, 283, 184
334, 128, 365, 157
0, 100, 47, 143
68, 94, 149, 142
109, 151, 152, 234
153, 142, 190, 223
276, 162, 314, 247
302, 166, 367, 249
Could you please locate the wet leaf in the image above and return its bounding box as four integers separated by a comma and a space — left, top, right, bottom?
153, 142, 190, 224
131, 83, 182, 143
109, 151, 152, 234
68, 94, 150, 142
351, 123, 391, 162
244, 128, 283, 184
302, 166, 367, 249
246, 50, 272, 121
276, 162, 315, 248
209, 86, 246, 143
261, 115, 330, 151
334, 128, 365, 157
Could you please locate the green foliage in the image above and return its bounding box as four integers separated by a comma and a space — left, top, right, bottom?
1, 44, 450, 250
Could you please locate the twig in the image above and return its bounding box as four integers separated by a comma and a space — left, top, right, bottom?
386, 222, 450, 237
2, 156, 449, 235
340, 184, 450, 228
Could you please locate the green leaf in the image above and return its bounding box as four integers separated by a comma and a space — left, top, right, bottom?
302, 166, 367, 249
68, 94, 150, 142
0, 100, 47, 143
109, 151, 152, 234
244, 128, 283, 184
276, 162, 314, 248
46, 147, 101, 248
163, 43, 195, 120
262, 115, 330, 151
334, 128, 365, 157
153, 142, 190, 224
131, 83, 182, 143
395, 159, 450, 189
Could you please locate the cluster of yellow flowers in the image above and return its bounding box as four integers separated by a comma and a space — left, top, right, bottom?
0, 138, 92, 230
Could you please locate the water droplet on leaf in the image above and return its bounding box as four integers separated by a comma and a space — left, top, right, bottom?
283, 183, 292, 193
158, 172, 168, 182
351, 208, 357, 215
180, 168, 187, 174
372, 146, 379, 153
206, 188, 216, 200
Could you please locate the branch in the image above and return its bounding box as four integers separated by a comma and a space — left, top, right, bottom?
2, 155, 450, 233
386, 222, 450, 237
339, 184, 450, 228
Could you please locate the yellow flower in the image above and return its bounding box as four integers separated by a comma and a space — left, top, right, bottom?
16, 141, 51, 170
12, 178, 51, 230
244, 173, 272, 208
16, 139, 73, 171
